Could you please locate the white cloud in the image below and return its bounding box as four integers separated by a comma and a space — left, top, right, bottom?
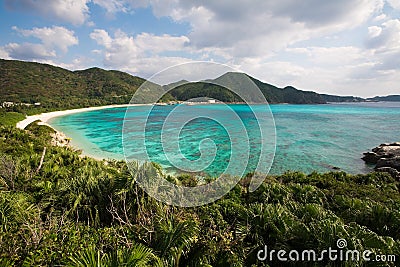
123, 56, 193, 79
87, 21, 96, 27
3, 43, 56, 60
3, 0, 398, 97
0, 47, 11, 59
368, 26, 383, 38
86, 0, 398, 97
291, 46, 369, 66
137, 0, 384, 59
269, 0, 383, 28
90, 28, 192, 76
386, 0, 400, 10
238, 58, 312, 88
0, 26, 78, 62
91, 49, 103, 54
53, 57, 94, 70
239, 58, 380, 97
13, 26, 78, 53
374, 13, 387, 21
90, 29, 139, 67
92, 0, 148, 14
90, 29, 113, 48
234, 41, 400, 98
92, 0, 128, 14
366, 19, 400, 50
135, 33, 189, 53
80, 0, 384, 60
4, 0, 90, 25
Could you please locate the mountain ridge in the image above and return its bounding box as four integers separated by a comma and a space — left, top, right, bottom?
165, 72, 363, 104
0, 59, 396, 109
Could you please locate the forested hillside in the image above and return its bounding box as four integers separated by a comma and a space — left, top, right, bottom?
168, 73, 363, 104
0, 59, 145, 109
1, 59, 363, 110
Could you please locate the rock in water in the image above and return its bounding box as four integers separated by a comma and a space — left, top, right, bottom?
362, 152, 380, 164
376, 156, 400, 171
362, 143, 400, 179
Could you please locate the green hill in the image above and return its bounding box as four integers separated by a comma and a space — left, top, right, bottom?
1, 59, 363, 110
168, 72, 363, 104
0, 59, 145, 110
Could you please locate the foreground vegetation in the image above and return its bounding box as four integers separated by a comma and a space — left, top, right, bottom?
0, 110, 25, 126
0, 121, 399, 266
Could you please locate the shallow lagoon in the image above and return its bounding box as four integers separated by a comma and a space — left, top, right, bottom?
49, 102, 400, 176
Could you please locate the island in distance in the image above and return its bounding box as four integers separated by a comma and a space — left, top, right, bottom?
366, 95, 400, 102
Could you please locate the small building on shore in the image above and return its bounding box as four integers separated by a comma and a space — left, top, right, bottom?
2, 102, 14, 108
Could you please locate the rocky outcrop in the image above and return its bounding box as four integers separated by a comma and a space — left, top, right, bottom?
362, 142, 400, 179
375, 167, 400, 179
375, 156, 400, 171
362, 152, 380, 164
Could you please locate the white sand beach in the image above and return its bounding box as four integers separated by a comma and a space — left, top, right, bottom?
16, 103, 150, 160
16, 104, 147, 130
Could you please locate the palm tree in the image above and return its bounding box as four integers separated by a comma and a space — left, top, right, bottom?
68, 245, 107, 267
68, 244, 161, 267
107, 244, 162, 267
152, 216, 199, 267
56, 159, 113, 226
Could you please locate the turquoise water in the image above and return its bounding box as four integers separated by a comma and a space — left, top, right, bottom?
49, 102, 400, 176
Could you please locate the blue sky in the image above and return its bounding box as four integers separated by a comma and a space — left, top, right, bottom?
1, 0, 400, 97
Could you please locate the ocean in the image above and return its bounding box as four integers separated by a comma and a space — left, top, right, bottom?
49, 102, 400, 176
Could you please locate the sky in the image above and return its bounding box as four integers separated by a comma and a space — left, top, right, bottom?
1, 0, 400, 97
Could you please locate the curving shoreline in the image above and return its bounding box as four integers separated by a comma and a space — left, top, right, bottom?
16, 104, 149, 130
15, 103, 400, 175
16, 104, 150, 161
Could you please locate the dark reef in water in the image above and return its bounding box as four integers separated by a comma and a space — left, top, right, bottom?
362, 142, 400, 179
